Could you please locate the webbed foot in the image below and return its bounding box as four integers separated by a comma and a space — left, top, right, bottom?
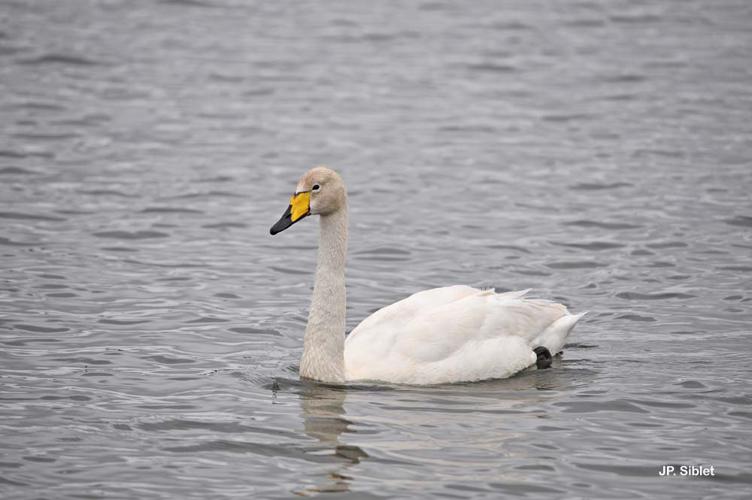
533, 346, 552, 369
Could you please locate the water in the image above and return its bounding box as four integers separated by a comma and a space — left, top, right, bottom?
1, 0, 751, 498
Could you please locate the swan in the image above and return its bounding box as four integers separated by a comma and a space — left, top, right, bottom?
270, 166, 585, 385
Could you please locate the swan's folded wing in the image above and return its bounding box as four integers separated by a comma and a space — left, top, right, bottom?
345, 289, 571, 384
346, 285, 479, 343
391, 291, 567, 363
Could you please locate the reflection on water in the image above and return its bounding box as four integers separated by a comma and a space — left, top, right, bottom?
286, 365, 598, 497
297, 382, 365, 496
1, 0, 751, 498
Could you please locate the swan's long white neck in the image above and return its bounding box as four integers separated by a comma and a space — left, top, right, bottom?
300, 206, 348, 384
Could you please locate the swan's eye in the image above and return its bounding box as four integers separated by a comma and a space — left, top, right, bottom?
312, 184, 321, 192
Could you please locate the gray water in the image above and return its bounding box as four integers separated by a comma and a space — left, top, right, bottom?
1, 0, 751, 498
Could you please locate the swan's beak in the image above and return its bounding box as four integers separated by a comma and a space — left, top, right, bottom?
270, 191, 310, 235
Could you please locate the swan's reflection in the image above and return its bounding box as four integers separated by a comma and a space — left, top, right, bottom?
285, 360, 584, 495
296, 381, 366, 495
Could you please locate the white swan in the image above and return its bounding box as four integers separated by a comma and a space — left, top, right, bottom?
270, 166, 585, 385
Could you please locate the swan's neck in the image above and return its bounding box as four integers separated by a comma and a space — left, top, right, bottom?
300, 207, 347, 384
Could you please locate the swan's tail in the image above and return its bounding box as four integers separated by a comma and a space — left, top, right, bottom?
535, 311, 587, 355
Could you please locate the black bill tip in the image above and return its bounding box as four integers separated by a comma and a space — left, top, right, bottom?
270, 205, 293, 235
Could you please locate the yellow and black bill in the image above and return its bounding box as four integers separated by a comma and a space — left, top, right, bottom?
270, 191, 311, 235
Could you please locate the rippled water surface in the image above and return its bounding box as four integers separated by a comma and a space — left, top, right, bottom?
2, 0, 752, 498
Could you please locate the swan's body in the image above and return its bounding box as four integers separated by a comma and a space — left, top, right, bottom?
345, 286, 584, 384
270, 167, 585, 385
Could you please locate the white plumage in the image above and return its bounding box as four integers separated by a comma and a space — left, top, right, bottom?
270, 167, 586, 385
345, 286, 584, 384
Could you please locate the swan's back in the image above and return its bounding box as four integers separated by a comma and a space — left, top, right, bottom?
344, 286, 583, 384
347, 285, 479, 336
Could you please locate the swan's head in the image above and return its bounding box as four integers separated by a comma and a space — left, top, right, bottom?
270, 166, 346, 235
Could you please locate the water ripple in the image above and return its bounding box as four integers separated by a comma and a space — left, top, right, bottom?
93, 230, 170, 239
564, 220, 643, 230
616, 291, 696, 300
17, 53, 106, 66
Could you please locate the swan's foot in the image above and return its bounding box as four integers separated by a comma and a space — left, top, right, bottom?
533, 346, 552, 369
